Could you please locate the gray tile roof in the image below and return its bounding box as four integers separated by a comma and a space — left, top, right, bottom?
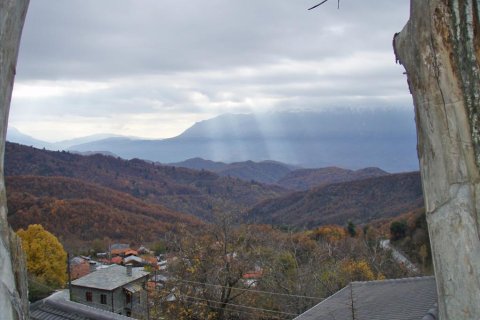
30, 290, 134, 320
124, 256, 143, 264
295, 276, 437, 320
71, 264, 149, 291
31, 302, 88, 320
110, 243, 130, 250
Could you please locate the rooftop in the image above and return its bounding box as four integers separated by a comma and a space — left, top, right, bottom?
110, 243, 130, 250
295, 276, 437, 320
71, 264, 149, 291
124, 255, 143, 264
30, 290, 134, 320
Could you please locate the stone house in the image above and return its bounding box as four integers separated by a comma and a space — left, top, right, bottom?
71, 264, 149, 318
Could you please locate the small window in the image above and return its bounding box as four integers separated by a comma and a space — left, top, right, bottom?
100, 294, 107, 304
126, 292, 132, 304
85, 292, 92, 302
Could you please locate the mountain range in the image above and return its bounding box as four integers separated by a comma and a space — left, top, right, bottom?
7, 109, 419, 172
4, 141, 425, 253
169, 157, 391, 190
6, 127, 121, 151
169, 158, 298, 184
5, 142, 286, 221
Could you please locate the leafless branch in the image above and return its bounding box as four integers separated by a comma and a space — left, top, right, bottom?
308, 0, 329, 10
308, 0, 340, 10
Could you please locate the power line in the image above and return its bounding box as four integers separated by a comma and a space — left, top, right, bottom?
178, 299, 277, 319
183, 294, 298, 317
168, 291, 300, 317
175, 279, 322, 300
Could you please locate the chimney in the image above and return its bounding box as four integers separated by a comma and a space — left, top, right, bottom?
126, 264, 132, 276
89, 261, 96, 273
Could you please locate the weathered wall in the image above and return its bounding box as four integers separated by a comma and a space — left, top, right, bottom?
394, 0, 480, 319
0, 0, 30, 319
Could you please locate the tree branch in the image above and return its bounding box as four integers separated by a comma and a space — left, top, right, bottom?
308, 0, 329, 10
308, 0, 340, 10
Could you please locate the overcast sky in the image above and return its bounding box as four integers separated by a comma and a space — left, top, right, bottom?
9, 0, 411, 142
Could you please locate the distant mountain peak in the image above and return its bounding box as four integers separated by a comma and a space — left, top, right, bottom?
58, 110, 419, 172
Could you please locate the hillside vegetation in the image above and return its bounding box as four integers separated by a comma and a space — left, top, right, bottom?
7, 175, 202, 251
5, 143, 286, 220
248, 172, 423, 228
276, 166, 389, 190
6, 142, 425, 252
170, 158, 295, 184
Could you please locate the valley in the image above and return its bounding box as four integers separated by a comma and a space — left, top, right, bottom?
6, 141, 423, 248
6, 141, 429, 319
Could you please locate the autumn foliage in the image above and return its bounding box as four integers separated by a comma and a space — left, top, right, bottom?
7, 175, 202, 251
17, 224, 67, 288
155, 219, 414, 320
5, 142, 285, 220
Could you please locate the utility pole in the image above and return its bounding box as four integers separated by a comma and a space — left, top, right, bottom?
67, 253, 72, 301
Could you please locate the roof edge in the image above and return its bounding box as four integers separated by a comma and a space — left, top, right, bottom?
42, 290, 134, 320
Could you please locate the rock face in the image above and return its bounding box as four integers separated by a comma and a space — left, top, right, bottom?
394, 1, 480, 319
0, 0, 30, 319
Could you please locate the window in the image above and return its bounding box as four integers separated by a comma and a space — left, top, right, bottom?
126, 292, 132, 304
100, 294, 107, 305
85, 292, 92, 302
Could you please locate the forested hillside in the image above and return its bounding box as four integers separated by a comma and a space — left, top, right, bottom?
276, 166, 389, 190
6, 143, 424, 234
5, 143, 286, 220
171, 158, 295, 184
248, 172, 424, 228
6, 175, 202, 251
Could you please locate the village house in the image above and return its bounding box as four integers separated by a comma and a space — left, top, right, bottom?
111, 256, 124, 265
70, 264, 149, 318
110, 243, 132, 257
124, 255, 145, 267
69, 256, 91, 280
125, 249, 139, 257
31, 290, 134, 320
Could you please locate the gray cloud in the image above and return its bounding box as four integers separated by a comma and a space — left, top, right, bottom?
10, 0, 412, 141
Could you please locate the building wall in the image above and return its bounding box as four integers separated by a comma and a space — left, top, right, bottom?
132, 288, 148, 319
71, 277, 148, 317
71, 286, 117, 313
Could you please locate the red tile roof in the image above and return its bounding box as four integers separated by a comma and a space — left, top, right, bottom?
70, 262, 90, 280
111, 256, 123, 264
242, 271, 263, 279
125, 250, 138, 256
